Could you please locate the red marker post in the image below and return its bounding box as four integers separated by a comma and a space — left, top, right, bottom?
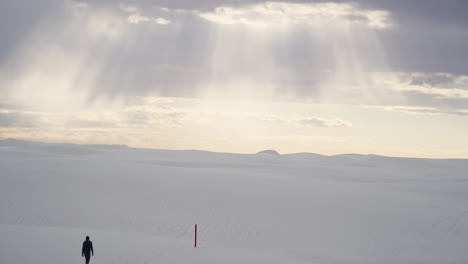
194, 224, 198, 248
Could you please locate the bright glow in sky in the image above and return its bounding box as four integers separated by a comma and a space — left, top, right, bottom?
1, 0, 468, 158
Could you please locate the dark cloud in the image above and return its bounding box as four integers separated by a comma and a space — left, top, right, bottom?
0, 0, 67, 61
376, 26, 468, 75
407, 73, 456, 88
360, 0, 468, 30
358, 0, 468, 75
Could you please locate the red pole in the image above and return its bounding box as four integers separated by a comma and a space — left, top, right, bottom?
194, 224, 197, 248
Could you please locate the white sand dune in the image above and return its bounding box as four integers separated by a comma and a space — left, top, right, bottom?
1, 139, 467, 264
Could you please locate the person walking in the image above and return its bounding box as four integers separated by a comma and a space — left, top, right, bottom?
82, 236, 94, 264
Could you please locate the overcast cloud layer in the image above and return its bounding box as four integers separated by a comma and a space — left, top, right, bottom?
1, 0, 467, 156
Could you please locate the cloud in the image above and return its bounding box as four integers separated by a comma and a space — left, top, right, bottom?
119, 3, 138, 13
375, 72, 468, 97
127, 13, 152, 24
71, 1, 90, 9
127, 14, 171, 25
1, 0, 468, 116
0, 96, 186, 129
298, 117, 353, 127
1, 0, 468, 158
380, 106, 468, 116
155, 17, 171, 25
258, 114, 352, 128
198, 2, 392, 29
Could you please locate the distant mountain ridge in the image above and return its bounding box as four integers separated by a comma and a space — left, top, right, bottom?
0, 138, 465, 160
0, 138, 128, 149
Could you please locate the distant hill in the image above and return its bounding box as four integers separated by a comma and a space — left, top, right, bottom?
256, 150, 280, 155
0, 138, 128, 149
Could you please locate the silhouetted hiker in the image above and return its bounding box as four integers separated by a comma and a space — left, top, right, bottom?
82, 236, 94, 264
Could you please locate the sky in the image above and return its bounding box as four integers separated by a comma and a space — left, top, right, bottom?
1, 0, 468, 158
